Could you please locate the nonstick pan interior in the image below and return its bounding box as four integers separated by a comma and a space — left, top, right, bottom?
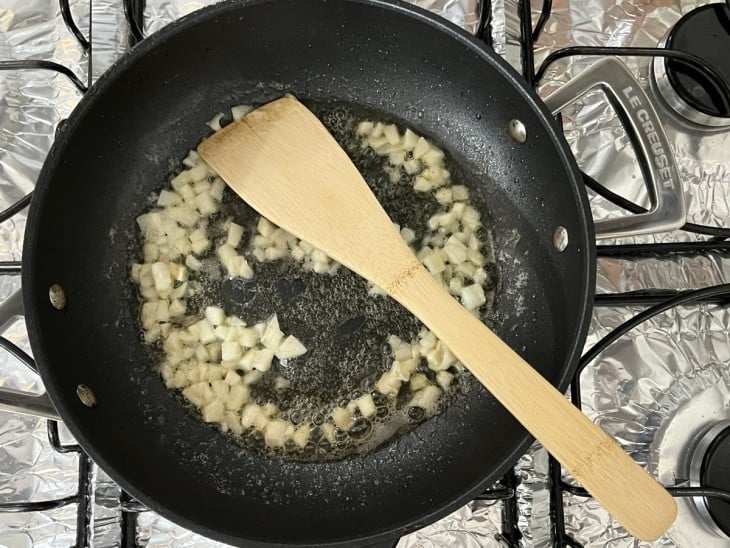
23, 0, 594, 545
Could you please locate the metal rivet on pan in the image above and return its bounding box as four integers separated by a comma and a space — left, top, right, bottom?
553, 226, 569, 252
507, 119, 527, 144
76, 384, 97, 408
49, 284, 66, 310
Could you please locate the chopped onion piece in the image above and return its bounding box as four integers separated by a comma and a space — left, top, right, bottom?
157, 189, 182, 207
413, 176, 432, 193
143, 243, 159, 262
182, 150, 200, 168
423, 252, 446, 275
368, 135, 389, 149
375, 370, 402, 398
435, 187, 453, 204
252, 348, 275, 372
276, 335, 307, 359
264, 247, 288, 261
389, 150, 406, 166
171, 171, 192, 190
413, 137, 430, 159
468, 249, 485, 266
225, 412, 244, 435
400, 227, 416, 244
227, 384, 250, 410
462, 206, 481, 229
231, 104, 253, 121
188, 164, 208, 182
449, 277, 463, 294
221, 341, 243, 362
193, 178, 211, 195
321, 422, 336, 442
243, 370, 264, 386
409, 373, 430, 391
291, 424, 310, 448
460, 283, 486, 311
166, 205, 198, 227
356, 121, 374, 136
241, 404, 265, 429
331, 407, 353, 430
202, 400, 225, 423
419, 331, 437, 351
403, 128, 419, 150
456, 261, 477, 278
439, 346, 457, 370
261, 315, 283, 350
257, 217, 275, 238
227, 222, 244, 247
443, 240, 468, 264
422, 148, 445, 167
451, 185, 469, 201
383, 124, 401, 145
355, 394, 377, 419
183, 382, 214, 407
205, 306, 225, 326
207, 112, 225, 131
238, 327, 259, 348
408, 385, 441, 411
367, 283, 387, 296
185, 254, 202, 271
403, 159, 420, 174
274, 376, 290, 390
370, 122, 385, 138
151, 262, 172, 292
194, 192, 218, 216
209, 178, 225, 201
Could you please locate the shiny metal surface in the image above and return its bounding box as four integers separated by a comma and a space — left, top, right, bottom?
0, 291, 23, 334
544, 57, 686, 239
553, 226, 568, 252
0, 1, 93, 545
688, 420, 730, 538
579, 304, 730, 547
653, 40, 730, 129
0, 290, 59, 419
535, 0, 730, 247
507, 118, 528, 143
532, 1, 730, 544
140, 0, 482, 38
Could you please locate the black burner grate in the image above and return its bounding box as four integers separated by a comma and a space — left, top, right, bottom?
0, 0, 729, 546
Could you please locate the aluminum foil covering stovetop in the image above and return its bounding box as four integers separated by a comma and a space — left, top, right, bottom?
0, 0, 728, 546
0, 1, 92, 546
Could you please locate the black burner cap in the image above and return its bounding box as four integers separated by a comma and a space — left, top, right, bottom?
665, 4, 730, 118
700, 424, 730, 537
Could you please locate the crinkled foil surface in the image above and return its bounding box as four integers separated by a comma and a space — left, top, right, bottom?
0, 0, 91, 546
0, 0, 728, 546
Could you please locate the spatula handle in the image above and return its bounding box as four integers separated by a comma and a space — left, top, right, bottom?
392, 265, 676, 542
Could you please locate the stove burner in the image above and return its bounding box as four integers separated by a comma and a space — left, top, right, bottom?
652, 4, 730, 127
689, 420, 730, 538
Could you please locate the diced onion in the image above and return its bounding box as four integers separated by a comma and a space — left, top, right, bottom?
409, 385, 441, 411
331, 407, 353, 430
231, 104, 253, 121
207, 112, 225, 131
276, 335, 307, 359
134, 113, 493, 453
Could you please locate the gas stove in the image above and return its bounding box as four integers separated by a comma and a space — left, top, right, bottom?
0, 0, 728, 546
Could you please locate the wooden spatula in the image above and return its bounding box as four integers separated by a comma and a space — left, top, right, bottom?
198, 96, 676, 541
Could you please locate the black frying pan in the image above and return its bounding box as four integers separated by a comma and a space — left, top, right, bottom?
4, 0, 660, 545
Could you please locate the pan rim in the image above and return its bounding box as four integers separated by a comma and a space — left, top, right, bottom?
23, 0, 596, 545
